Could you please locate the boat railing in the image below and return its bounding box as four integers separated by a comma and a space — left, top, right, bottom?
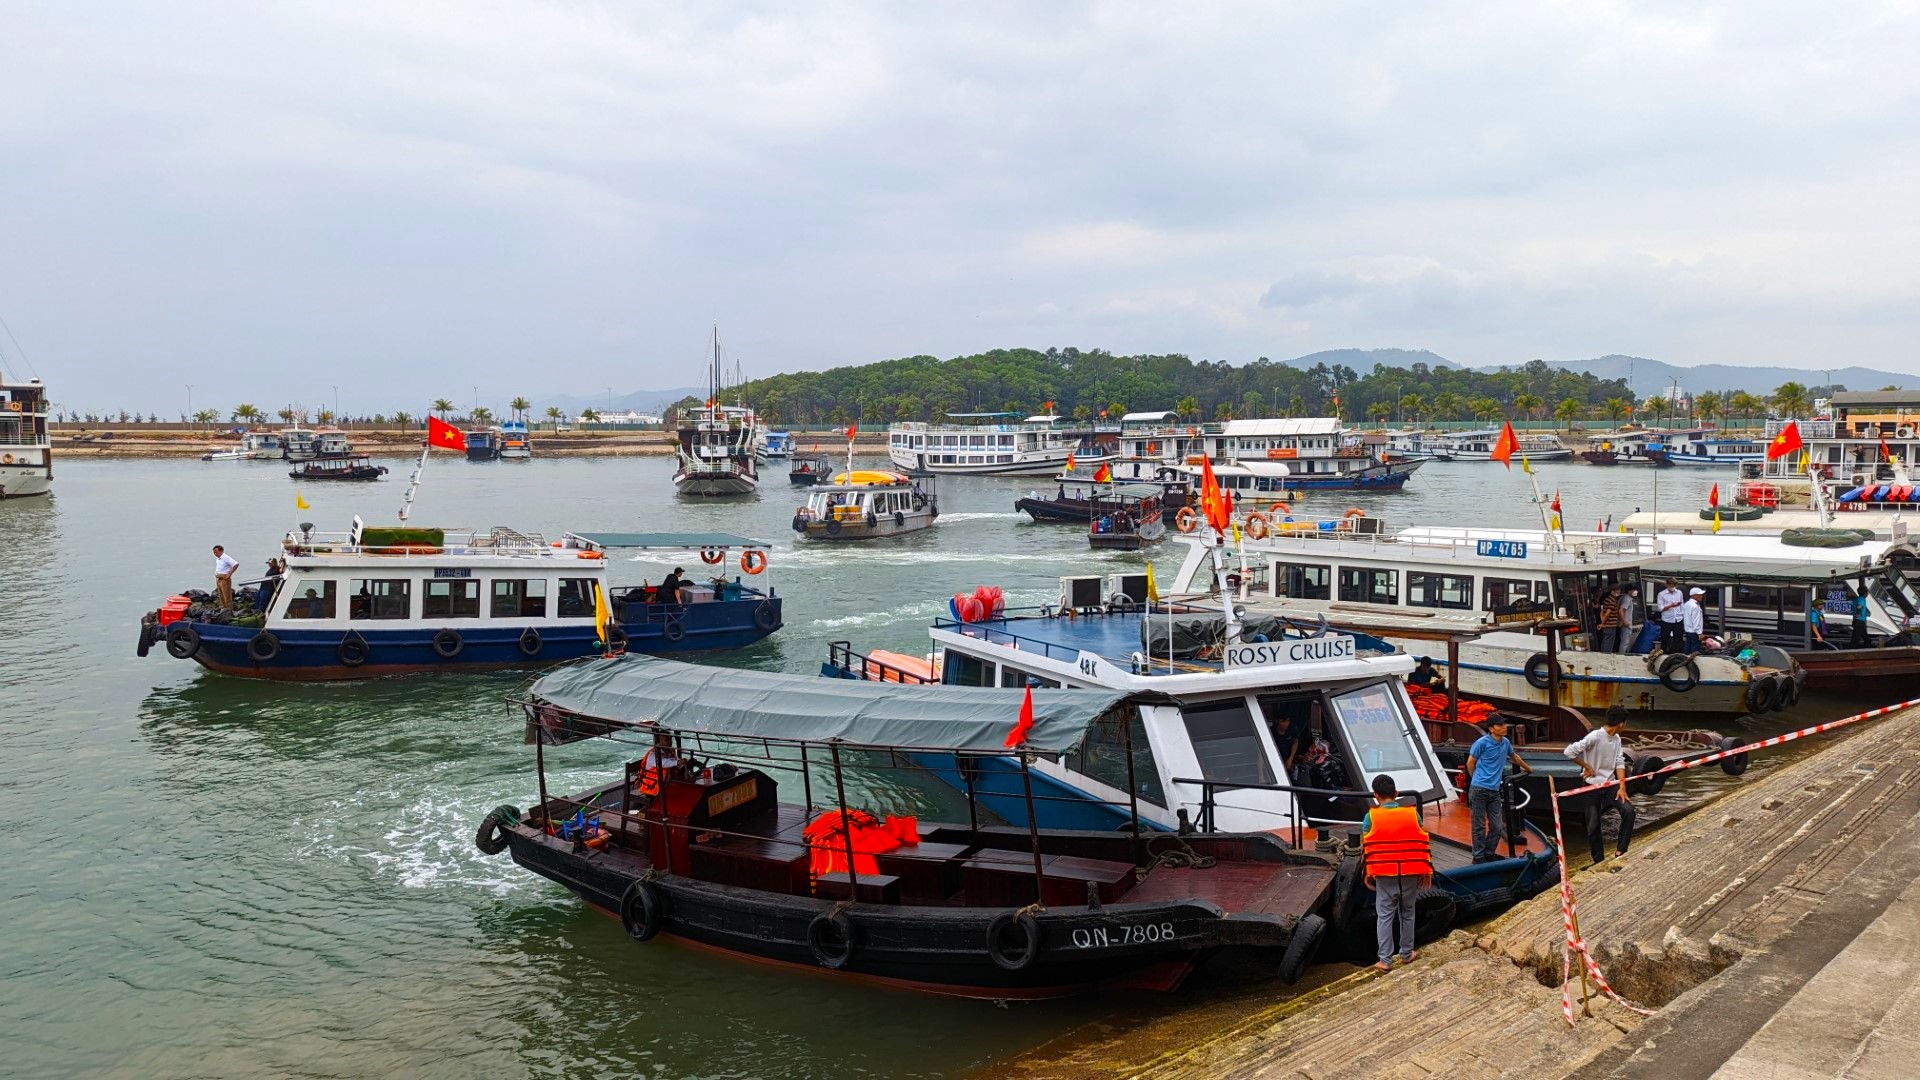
282, 527, 559, 557
1241, 526, 1661, 562
1172, 775, 1527, 858
0, 430, 50, 447
825, 641, 937, 684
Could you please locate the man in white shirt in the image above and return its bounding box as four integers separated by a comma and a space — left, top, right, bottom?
212, 544, 240, 610
1655, 577, 1686, 654
1682, 587, 1707, 653
1565, 706, 1636, 863
1616, 589, 1638, 653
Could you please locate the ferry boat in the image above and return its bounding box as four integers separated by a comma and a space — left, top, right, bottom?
483, 656, 1348, 997
1384, 429, 1443, 460
789, 451, 831, 486
466, 427, 502, 461
290, 455, 389, 482
312, 429, 354, 459
1430, 429, 1572, 462
1164, 523, 1800, 715
0, 374, 51, 499
1662, 432, 1765, 468
760, 429, 793, 460
1111, 418, 1421, 491
499, 421, 531, 460
1087, 490, 1165, 550
136, 524, 784, 679
791, 469, 937, 541
887, 412, 1113, 476
1016, 474, 1191, 524
674, 403, 759, 496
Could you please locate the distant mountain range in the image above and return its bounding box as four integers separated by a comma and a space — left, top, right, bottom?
1466, 354, 1917, 395
537, 385, 707, 416
1285, 348, 1464, 371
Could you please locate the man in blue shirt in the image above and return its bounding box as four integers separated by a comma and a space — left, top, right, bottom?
1463, 715, 1532, 863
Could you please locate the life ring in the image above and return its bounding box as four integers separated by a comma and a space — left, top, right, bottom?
0, 454, 12, 465
1344, 507, 1366, 519
1523, 652, 1555, 690
620, 880, 666, 942
985, 910, 1040, 972
1277, 913, 1326, 985
474, 804, 521, 856
576, 551, 603, 560
1656, 654, 1700, 693
754, 601, 779, 631
1269, 501, 1291, 517
1175, 507, 1199, 532
700, 547, 724, 565
165, 622, 201, 660
517, 627, 542, 657
1745, 676, 1775, 714
605, 625, 630, 652
660, 619, 686, 645
338, 632, 369, 667
740, 550, 767, 575
246, 630, 281, 662
3, 401, 19, 411
1147, 442, 1159, 454
1244, 513, 1270, 540
807, 910, 856, 969
432, 628, 464, 659
1718, 735, 1751, 776
1628, 755, 1669, 795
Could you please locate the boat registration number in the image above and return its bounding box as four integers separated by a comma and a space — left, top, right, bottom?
1070, 922, 1176, 948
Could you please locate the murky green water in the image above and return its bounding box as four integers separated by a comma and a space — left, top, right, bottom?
0, 455, 1863, 1077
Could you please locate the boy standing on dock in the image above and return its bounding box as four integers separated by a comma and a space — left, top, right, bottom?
1361, 775, 1432, 972
1565, 706, 1636, 863
1463, 716, 1532, 862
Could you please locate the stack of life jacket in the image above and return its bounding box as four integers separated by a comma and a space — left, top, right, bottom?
1404, 682, 1498, 727
803, 808, 921, 883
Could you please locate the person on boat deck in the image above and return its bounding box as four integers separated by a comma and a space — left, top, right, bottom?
1850, 590, 1872, 649
1463, 715, 1532, 863
1616, 587, 1638, 654
1682, 588, 1706, 653
1565, 706, 1636, 863
1595, 586, 1625, 653
254, 558, 283, 613
1362, 774, 1432, 972
656, 567, 686, 605
1655, 577, 1687, 654
1407, 656, 1446, 692
212, 545, 239, 610
1808, 605, 1828, 648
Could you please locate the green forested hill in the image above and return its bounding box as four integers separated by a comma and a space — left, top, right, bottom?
683, 347, 1636, 426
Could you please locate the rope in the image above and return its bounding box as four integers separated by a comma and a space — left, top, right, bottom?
1142, 834, 1219, 873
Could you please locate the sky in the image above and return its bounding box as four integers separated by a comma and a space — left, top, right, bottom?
3, 1, 1918, 416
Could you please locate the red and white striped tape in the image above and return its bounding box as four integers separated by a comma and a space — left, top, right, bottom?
1549, 774, 1656, 1023
1553, 694, 1920, 801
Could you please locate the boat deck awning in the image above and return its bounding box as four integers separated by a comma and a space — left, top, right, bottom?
527, 655, 1140, 754
564, 531, 773, 551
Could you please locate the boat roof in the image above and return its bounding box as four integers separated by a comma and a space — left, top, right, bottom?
564, 531, 772, 551
1219, 418, 1342, 437
1121, 410, 1177, 422
1168, 461, 1290, 477
1641, 531, 1914, 580
527, 655, 1137, 753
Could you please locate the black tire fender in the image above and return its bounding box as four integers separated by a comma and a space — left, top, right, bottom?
754, 602, 779, 632
604, 625, 629, 652
474, 804, 521, 856
338, 632, 369, 668
517, 627, 542, 657
1746, 676, 1775, 714
136, 619, 155, 658
1329, 855, 1364, 930
431, 628, 464, 659
893, 510, 905, 526
808, 910, 856, 969
166, 622, 201, 660
1412, 887, 1457, 944
985, 910, 1040, 972
1278, 912, 1327, 984
825, 516, 842, 536
620, 880, 666, 943
791, 514, 807, 533
1523, 652, 1554, 691
247, 630, 281, 663
1657, 654, 1700, 693
1719, 736, 1751, 776
1629, 754, 1669, 796
659, 619, 685, 645
1770, 676, 1795, 712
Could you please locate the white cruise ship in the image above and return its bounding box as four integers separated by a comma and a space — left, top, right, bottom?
887, 412, 1112, 475
1430, 429, 1572, 461
0, 373, 51, 499
1109, 416, 1422, 492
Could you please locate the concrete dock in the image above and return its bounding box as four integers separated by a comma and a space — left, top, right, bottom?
999, 703, 1920, 1079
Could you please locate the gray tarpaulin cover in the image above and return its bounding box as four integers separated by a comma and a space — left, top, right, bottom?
1140, 613, 1289, 658
529, 654, 1135, 754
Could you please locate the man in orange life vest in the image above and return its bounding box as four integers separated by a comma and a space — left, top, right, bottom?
1361, 774, 1434, 971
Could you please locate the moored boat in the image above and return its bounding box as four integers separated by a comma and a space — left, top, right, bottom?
290, 455, 389, 481
466, 427, 502, 461
0, 373, 51, 499
788, 451, 831, 486
792, 469, 938, 541
1087, 490, 1165, 550
136, 526, 784, 680
499, 421, 531, 460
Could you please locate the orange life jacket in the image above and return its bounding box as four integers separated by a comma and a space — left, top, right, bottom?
1362, 803, 1433, 884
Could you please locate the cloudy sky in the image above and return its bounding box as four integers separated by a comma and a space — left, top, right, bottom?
3, 1, 1917, 415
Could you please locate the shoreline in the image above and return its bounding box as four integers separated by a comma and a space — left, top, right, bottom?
50, 432, 895, 460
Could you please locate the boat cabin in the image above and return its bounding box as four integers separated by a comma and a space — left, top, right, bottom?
794, 470, 937, 540
312, 429, 353, 458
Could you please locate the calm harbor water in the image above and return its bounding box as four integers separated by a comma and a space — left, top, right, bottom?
0, 455, 1851, 1078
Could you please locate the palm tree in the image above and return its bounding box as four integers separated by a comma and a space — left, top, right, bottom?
1398, 393, 1426, 423
432, 399, 454, 419
231, 404, 262, 423
1694, 391, 1723, 424
1727, 391, 1762, 424
1367, 401, 1393, 423
1553, 397, 1583, 429
192, 408, 218, 430
314, 408, 335, 425
545, 406, 563, 431
1600, 397, 1630, 421
1773, 382, 1810, 418
471, 406, 494, 424
276, 407, 296, 424
1511, 393, 1543, 420
1470, 397, 1502, 421
391, 411, 414, 429
1431, 391, 1463, 422
1175, 395, 1200, 422
1214, 402, 1233, 421
579, 408, 601, 423
510, 396, 531, 420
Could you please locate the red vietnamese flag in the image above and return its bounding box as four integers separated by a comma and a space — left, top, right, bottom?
1004, 684, 1035, 748
1767, 421, 1804, 460
1065, 452, 1076, 472
1199, 455, 1233, 533
845, 422, 857, 440
1881, 436, 1893, 462
1550, 490, 1561, 513
1708, 483, 1720, 508
427, 415, 465, 451
1094, 463, 1111, 483
1490, 420, 1520, 469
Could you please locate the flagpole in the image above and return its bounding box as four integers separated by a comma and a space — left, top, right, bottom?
397, 441, 430, 523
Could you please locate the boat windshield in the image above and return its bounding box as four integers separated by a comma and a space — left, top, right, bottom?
1178, 698, 1278, 789
1323, 682, 1443, 801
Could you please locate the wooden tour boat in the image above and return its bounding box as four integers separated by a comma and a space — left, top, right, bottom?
289, 455, 389, 481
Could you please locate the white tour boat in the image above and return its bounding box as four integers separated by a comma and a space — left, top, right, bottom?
887, 412, 1112, 476
1111, 417, 1421, 492
0, 373, 51, 499
1430, 429, 1572, 462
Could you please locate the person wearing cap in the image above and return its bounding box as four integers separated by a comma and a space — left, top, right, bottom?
1463, 714, 1533, 863
1655, 577, 1687, 654
1407, 655, 1445, 692
656, 567, 686, 605
1565, 705, 1637, 863
1682, 587, 1707, 653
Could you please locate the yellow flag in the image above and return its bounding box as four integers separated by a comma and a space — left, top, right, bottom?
1712, 510, 1722, 534
1145, 561, 1161, 603
593, 581, 614, 650
1521, 456, 1533, 474
1232, 522, 1242, 544
1800, 449, 1811, 471
1618, 522, 1627, 534
295, 490, 310, 510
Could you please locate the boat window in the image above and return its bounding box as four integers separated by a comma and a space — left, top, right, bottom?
999, 664, 1060, 689
1406, 571, 1474, 610
942, 651, 994, 687
349, 578, 411, 620
1277, 563, 1331, 600
1179, 699, 1278, 788
424, 579, 482, 619
1484, 577, 1550, 615
1731, 584, 1779, 611
1337, 567, 1398, 605
556, 578, 597, 618
491, 579, 548, 618
1064, 706, 1164, 808
281, 580, 336, 619
1328, 684, 1421, 775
